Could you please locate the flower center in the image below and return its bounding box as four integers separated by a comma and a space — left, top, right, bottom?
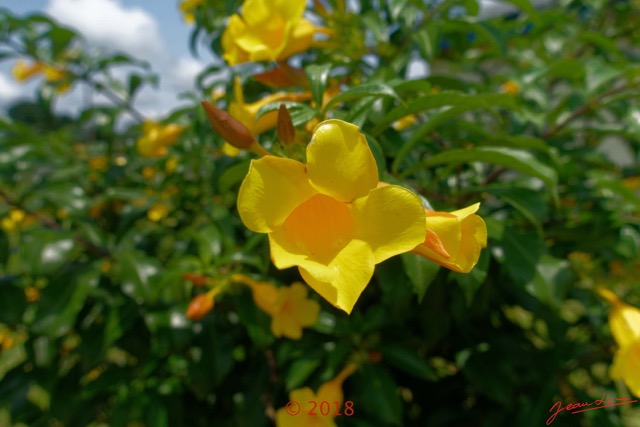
282, 194, 353, 263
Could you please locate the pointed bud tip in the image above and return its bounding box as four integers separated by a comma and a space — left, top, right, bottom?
201, 100, 256, 150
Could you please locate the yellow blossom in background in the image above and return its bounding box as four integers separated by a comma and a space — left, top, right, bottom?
12, 59, 70, 93
501, 80, 520, 95
233, 275, 320, 339
179, 0, 203, 24
275, 364, 357, 427
237, 119, 426, 313
411, 203, 488, 273
165, 156, 178, 174
147, 203, 169, 222
88, 155, 109, 171
221, 0, 322, 65
392, 114, 418, 131
12, 59, 44, 81
1, 208, 27, 232
141, 166, 156, 179
598, 288, 640, 397
25, 287, 40, 303
136, 121, 184, 158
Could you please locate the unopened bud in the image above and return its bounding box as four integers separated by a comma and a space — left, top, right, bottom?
201, 100, 255, 150
277, 104, 296, 146
183, 272, 209, 287
186, 293, 215, 320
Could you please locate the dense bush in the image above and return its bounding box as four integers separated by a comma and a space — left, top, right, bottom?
1, 0, 639, 426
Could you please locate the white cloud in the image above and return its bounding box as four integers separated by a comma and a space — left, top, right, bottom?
168, 57, 208, 92
45, 0, 165, 61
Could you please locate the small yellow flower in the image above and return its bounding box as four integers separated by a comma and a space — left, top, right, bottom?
392, 114, 417, 131
141, 166, 156, 179
136, 121, 184, 158
179, 0, 203, 24
88, 155, 109, 171
411, 203, 488, 273
275, 364, 357, 427
25, 287, 40, 302
221, 0, 321, 65
165, 156, 179, 174
12, 59, 44, 81
237, 120, 426, 313
147, 203, 169, 222
234, 275, 320, 339
1, 208, 26, 232
501, 80, 520, 95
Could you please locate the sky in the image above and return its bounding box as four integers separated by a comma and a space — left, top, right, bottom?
0, 0, 210, 120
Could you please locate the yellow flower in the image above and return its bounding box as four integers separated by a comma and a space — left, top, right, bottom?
611, 341, 640, 397
221, 0, 320, 65
237, 120, 426, 313
12, 60, 44, 81
234, 275, 320, 339
501, 80, 520, 95
88, 155, 109, 171
411, 203, 487, 273
598, 289, 640, 348
275, 364, 357, 427
1, 208, 27, 232
12, 60, 70, 93
179, 0, 203, 24
136, 121, 184, 158
392, 114, 417, 131
598, 289, 640, 398
147, 203, 169, 222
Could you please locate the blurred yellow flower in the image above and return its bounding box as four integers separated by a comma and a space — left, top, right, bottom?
165, 156, 178, 174
179, 0, 203, 24
1, 208, 26, 232
147, 203, 169, 222
598, 288, 640, 397
392, 114, 417, 131
136, 121, 184, 158
88, 155, 109, 171
12, 59, 70, 93
141, 166, 156, 179
275, 364, 357, 427
412, 203, 488, 273
501, 80, 520, 95
234, 275, 320, 339
237, 120, 426, 313
221, 0, 321, 65
25, 287, 40, 303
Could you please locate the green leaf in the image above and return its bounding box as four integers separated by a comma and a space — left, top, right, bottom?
401, 252, 440, 302
479, 185, 549, 234
402, 147, 558, 192
20, 229, 76, 275
499, 0, 535, 14
305, 63, 332, 108
363, 132, 387, 178
32, 267, 99, 338
218, 160, 250, 194
373, 92, 516, 135
380, 345, 437, 381
286, 359, 321, 391
524, 255, 573, 308
323, 83, 400, 115
354, 365, 402, 426
455, 249, 489, 305
46, 26, 76, 58
194, 225, 222, 264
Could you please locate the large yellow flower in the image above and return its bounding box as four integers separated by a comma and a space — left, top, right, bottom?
412, 203, 487, 273
237, 120, 426, 313
221, 0, 319, 65
136, 121, 184, 158
599, 288, 640, 397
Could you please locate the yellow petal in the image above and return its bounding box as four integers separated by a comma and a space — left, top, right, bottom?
269, 228, 374, 313
279, 193, 354, 263
306, 120, 378, 202
222, 142, 242, 157
278, 18, 316, 60
611, 342, 640, 398
221, 15, 252, 66
274, 0, 307, 22
610, 304, 640, 348
251, 283, 280, 316
12, 60, 44, 82
271, 310, 303, 339
351, 185, 426, 264
238, 156, 316, 233
288, 282, 321, 326
317, 364, 357, 405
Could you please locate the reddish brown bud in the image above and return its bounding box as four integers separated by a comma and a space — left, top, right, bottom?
254, 64, 308, 88
276, 104, 296, 146
201, 100, 255, 150
186, 293, 214, 321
